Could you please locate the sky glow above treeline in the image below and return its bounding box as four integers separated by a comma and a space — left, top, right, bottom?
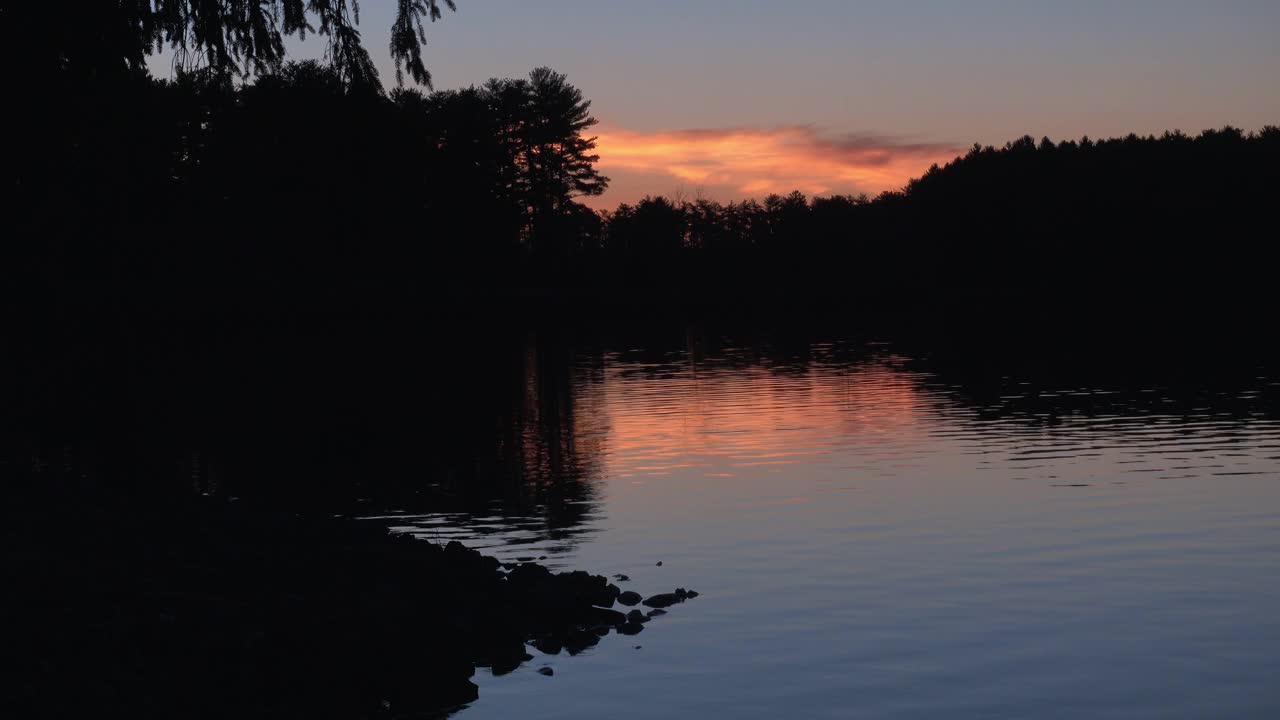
149, 1, 1280, 206
590, 125, 961, 208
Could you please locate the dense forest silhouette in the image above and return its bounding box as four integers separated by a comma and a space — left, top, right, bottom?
7, 0, 1279, 324
12, 47, 1280, 315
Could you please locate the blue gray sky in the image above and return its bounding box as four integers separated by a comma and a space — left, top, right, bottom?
166, 1, 1280, 205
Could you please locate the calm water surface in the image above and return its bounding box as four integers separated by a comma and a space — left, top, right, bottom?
377, 337, 1280, 718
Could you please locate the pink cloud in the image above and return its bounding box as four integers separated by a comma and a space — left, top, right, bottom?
590, 125, 962, 208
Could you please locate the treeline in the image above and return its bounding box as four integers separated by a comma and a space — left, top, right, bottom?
600, 127, 1280, 296
8, 60, 1280, 321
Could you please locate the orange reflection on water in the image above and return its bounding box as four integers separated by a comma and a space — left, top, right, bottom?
599, 359, 927, 478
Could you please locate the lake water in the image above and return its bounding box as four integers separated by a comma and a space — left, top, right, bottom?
362, 329, 1280, 718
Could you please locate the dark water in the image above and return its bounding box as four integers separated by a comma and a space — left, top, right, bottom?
370, 332, 1280, 719
8, 318, 1280, 717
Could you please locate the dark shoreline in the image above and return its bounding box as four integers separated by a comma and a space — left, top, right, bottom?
4, 487, 685, 719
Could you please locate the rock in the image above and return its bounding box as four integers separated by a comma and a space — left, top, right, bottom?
491, 656, 522, 676
618, 622, 645, 636
625, 609, 649, 624
532, 637, 562, 655
686, 590, 699, 599
479, 640, 531, 677
564, 628, 602, 655
655, 561, 663, 566
582, 606, 627, 627
634, 645, 642, 649
537, 666, 554, 677
642, 592, 683, 608
612, 574, 630, 582
563, 570, 617, 608
646, 609, 667, 617
505, 563, 552, 588
590, 582, 621, 608
617, 591, 642, 606
675, 588, 688, 599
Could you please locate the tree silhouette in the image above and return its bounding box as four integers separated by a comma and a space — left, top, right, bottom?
392, 68, 609, 263
522, 68, 610, 255
8, 0, 458, 90
589, 126, 1279, 294
8, 9, 1279, 318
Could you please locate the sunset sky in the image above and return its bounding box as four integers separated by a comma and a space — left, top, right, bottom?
209, 1, 1280, 207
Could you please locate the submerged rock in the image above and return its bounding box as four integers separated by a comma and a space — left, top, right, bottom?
646, 609, 667, 617
642, 592, 682, 608
643, 587, 700, 608
537, 666, 554, 677
582, 606, 627, 627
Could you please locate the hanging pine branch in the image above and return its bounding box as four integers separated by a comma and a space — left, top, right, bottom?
21, 1, 459, 90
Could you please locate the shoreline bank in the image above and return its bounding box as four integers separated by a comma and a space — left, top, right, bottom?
5, 488, 692, 718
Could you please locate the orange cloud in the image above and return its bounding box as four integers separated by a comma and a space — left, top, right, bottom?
591, 125, 962, 207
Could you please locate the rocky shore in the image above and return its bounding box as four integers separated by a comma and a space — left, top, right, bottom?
4, 489, 698, 719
